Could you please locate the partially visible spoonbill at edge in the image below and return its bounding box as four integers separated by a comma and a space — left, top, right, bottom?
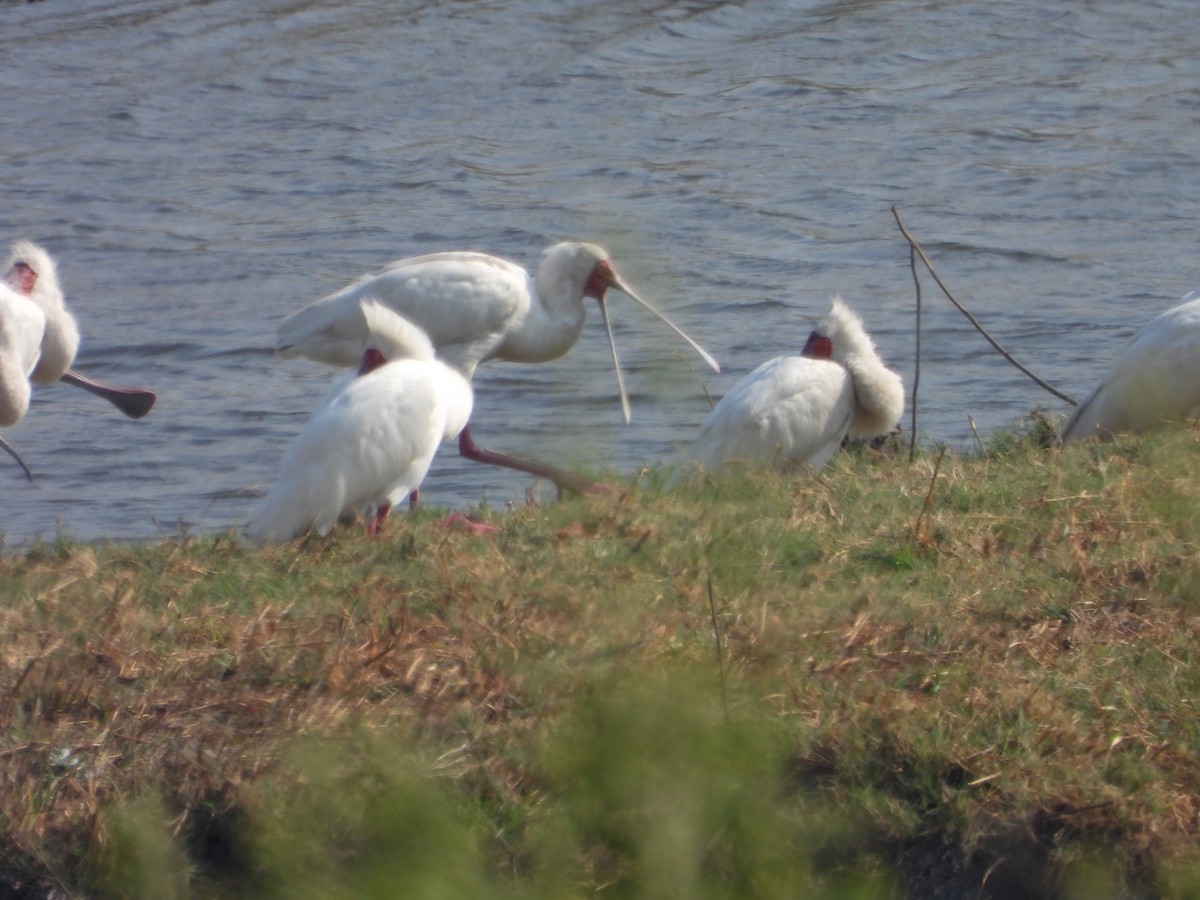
681, 296, 905, 474
0, 276, 47, 482
0, 276, 46, 428
275, 241, 720, 495
2, 241, 157, 419
1059, 291, 1200, 443
246, 300, 474, 545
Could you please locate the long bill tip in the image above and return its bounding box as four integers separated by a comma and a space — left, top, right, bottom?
599, 299, 632, 425
615, 278, 720, 374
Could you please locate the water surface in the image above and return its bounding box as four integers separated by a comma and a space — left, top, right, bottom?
1, 0, 1198, 544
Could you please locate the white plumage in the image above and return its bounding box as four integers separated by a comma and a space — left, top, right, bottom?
247, 301, 473, 545
275, 241, 718, 494
1059, 292, 1200, 443
277, 241, 717, 381
0, 282, 47, 427
685, 297, 904, 473
3, 241, 79, 384
0, 241, 156, 419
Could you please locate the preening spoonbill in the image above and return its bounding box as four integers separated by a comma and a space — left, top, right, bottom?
1059, 292, 1200, 443
276, 241, 720, 494
2, 241, 156, 419
246, 301, 474, 545
682, 297, 904, 474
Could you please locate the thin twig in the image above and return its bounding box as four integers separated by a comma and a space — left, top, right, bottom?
674, 349, 717, 411
907, 241, 922, 461
707, 573, 729, 723
0, 435, 34, 483
968, 415, 986, 456
912, 445, 947, 544
891, 207, 1077, 407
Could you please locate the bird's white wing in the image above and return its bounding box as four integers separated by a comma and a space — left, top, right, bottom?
689, 356, 854, 471
1060, 297, 1200, 442
0, 287, 47, 377
245, 373, 359, 543
0, 287, 46, 427
276, 252, 529, 376
246, 360, 473, 544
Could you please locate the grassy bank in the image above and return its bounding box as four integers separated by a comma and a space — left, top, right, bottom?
3, 419, 1200, 898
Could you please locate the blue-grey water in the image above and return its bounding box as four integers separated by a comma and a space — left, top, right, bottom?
1, 0, 1197, 546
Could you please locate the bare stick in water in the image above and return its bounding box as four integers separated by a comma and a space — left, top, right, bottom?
0, 436, 34, 483
906, 241, 922, 462
60, 369, 157, 419
890, 207, 1077, 407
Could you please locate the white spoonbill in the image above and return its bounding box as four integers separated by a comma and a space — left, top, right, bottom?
0, 280, 45, 481
247, 300, 474, 545
682, 297, 904, 474
2, 241, 156, 419
276, 241, 720, 494
0, 281, 46, 427
1059, 291, 1200, 443
3, 241, 78, 384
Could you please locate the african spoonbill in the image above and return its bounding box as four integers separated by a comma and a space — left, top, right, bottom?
247, 301, 474, 545
1059, 291, 1200, 443
0, 278, 46, 481
682, 296, 904, 474
276, 242, 719, 494
3, 241, 156, 419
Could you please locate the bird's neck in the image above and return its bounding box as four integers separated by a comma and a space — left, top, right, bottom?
495, 282, 588, 363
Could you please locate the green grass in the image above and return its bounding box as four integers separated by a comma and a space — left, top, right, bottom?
4, 423, 1200, 896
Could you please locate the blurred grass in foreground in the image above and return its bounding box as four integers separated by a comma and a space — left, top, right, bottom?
3, 419, 1200, 896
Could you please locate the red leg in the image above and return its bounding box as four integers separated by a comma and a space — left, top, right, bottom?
437, 512, 501, 536
457, 426, 610, 496
366, 503, 391, 536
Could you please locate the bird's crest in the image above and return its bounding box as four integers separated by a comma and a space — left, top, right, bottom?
812, 295, 877, 362
537, 242, 610, 300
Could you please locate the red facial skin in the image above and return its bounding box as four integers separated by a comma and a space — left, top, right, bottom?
4, 262, 36, 296
358, 347, 387, 376
802, 331, 832, 359
583, 260, 615, 301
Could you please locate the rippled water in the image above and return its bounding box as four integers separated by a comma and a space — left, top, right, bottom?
1, 0, 1197, 545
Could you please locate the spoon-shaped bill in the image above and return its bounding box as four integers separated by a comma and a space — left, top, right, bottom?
613, 276, 720, 374
60, 369, 157, 419
598, 299, 632, 425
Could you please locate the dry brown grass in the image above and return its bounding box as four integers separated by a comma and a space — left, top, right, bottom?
2, 424, 1200, 896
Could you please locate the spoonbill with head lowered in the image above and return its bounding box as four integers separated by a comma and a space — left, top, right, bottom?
247, 300, 474, 545
275, 241, 720, 495
1059, 291, 1200, 443
682, 296, 904, 474
2, 241, 157, 419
